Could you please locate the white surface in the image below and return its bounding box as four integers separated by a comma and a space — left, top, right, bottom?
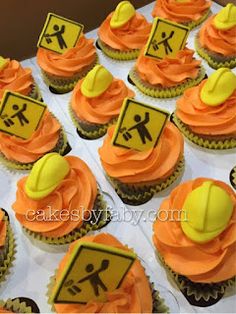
1, 1, 236, 313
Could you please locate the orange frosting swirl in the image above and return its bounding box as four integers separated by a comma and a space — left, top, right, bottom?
99, 122, 184, 184
0, 308, 14, 314
37, 36, 97, 77
0, 209, 7, 247
0, 59, 34, 100
12, 156, 97, 238
153, 178, 236, 283
176, 80, 236, 136
199, 15, 236, 56
152, 0, 211, 22
71, 79, 135, 124
0, 110, 61, 163
98, 13, 151, 51
135, 47, 201, 87
53, 233, 153, 313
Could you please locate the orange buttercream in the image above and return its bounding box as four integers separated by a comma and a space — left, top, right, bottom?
153, 178, 236, 283
0, 59, 34, 100
199, 15, 236, 56
152, 0, 211, 23
176, 80, 236, 136
0, 111, 62, 163
12, 156, 97, 238
71, 79, 135, 124
99, 122, 183, 184
0, 209, 7, 247
135, 47, 201, 87
98, 13, 151, 51
37, 36, 97, 77
53, 233, 153, 313
0, 308, 14, 314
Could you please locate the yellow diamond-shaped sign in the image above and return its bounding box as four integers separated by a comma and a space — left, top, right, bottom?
37, 13, 84, 54
144, 17, 190, 60
0, 91, 47, 140
112, 98, 169, 151
51, 242, 136, 304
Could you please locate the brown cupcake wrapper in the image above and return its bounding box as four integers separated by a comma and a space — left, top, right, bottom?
108, 157, 185, 205
173, 113, 236, 149
129, 66, 205, 98
0, 297, 40, 313
28, 83, 43, 101
22, 191, 111, 245
229, 166, 236, 190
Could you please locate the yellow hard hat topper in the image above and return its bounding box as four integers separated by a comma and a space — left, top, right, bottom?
0, 56, 9, 71
214, 3, 236, 30
25, 153, 70, 200
81, 65, 113, 98
181, 181, 234, 243
110, 1, 136, 29
200, 68, 236, 106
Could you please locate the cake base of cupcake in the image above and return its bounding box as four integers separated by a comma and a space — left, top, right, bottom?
108, 157, 185, 205
0, 297, 40, 313
195, 37, 236, 69
128, 66, 206, 98
22, 192, 111, 245
97, 39, 140, 61
172, 113, 236, 149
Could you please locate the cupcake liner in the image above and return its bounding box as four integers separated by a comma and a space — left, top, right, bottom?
181, 9, 211, 30
195, 36, 236, 69
173, 113, 236, 149
23, 191, 111, 245
229, 166, 236, 190
97, 39, 140, 61
129, 66, 205, 98
69, 105, 117, 139
0, 127, 68, 171
28, 83, 43, 101
157, 252, 235, 307
0, 297, 40, 313
108, 157, 185, 205
0, 213, 15, 285
41, 56, 98, 93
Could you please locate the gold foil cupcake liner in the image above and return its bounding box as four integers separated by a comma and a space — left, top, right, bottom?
156, 252, 235, 305
183, 9, 211, 30
0, 126, 68, 171
23, 192, 111, 245
230, 166, 236, 190
129, 66, 205, 98
97, 39, 140, 61
69, 105, 117, 139
173, 113, 236, 149
108, 157, 185, 205
28, 83, 43, 101
41, 56, 98, 93
0, 298, 39, 313
0, 217, 15, 284
195, 37, 236, 69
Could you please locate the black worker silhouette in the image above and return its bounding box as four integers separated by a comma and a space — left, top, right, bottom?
152, 31, 174, 55
9, 103, 29, 127
127, 112, 152, 145
77, 259, 109, 297
45, 24, 67, 50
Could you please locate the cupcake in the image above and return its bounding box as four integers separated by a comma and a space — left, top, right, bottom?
0, 107, 69, 170
47, 233, 168, 313
0, 56, 41, 101
153, 178, 236, 306
195, 3, 236, 69
12, 153, 109, 245
152, 0, 211, 30
37, 34, 97, 94
0, 208, 14, 283
173, 68, 236, 149
69, 65, 135, 139
129, 47, 205, 98
99, 121, 184, 205
230, 166, 236, 190
0, 298, 40, 313
97, 1, 151, 60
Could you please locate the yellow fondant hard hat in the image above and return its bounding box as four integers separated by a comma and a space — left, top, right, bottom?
200, 68, 236, 106
110, 1, 136, 29
0, 56, 8, 71
214, 3, 236, 30
181, 181, 234, 243
25, 153, 70, 200
81, 65, 113, 98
